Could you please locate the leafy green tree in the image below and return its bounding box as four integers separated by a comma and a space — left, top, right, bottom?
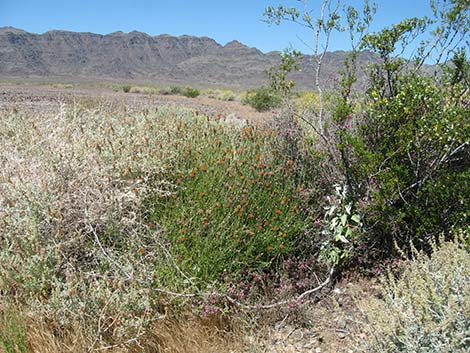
264, 0, 343, 134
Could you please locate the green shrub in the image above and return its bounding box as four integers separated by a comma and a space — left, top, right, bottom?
145, 121, 304, 285
167, 85, 200, 98
242, 87, 281, 112
122, 84, 131, 93
322, 29, 470, 262
359, 235, 470, 353
346, 19, 470, 256
267, 4, 470, 267
342, 73, 470, 254
182, 86, 200, 98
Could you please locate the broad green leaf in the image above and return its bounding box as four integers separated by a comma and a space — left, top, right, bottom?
351, 214, 361, 224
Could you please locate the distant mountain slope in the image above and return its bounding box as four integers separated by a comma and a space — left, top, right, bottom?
0, 27, 377, 89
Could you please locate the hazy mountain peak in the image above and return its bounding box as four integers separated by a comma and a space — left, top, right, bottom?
225, 40, 246, 48
129, 30, 150, 37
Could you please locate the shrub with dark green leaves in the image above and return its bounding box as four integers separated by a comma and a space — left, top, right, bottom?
343, 72, 470, 253
243, 87, 282, 112
329, 16, 470, 258
262, 0, 470, 267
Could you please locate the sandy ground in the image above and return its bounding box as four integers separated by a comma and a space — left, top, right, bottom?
0, 82, 275, 125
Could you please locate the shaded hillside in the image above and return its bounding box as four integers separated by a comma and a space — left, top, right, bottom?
0, 27, 377, 89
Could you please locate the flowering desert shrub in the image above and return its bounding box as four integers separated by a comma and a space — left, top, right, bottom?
145, 119, 305, 285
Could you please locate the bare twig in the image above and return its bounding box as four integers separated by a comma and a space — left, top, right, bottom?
95, 334, 145, 351
222, 265, 335, 310
88, 223, 133, 281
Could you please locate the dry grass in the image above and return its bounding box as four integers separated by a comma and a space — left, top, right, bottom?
0, 308, 247, 353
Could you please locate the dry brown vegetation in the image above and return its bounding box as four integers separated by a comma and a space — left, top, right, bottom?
0, 309, 249, 353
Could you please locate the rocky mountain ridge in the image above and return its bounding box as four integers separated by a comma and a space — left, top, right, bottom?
0, 27, 377, 89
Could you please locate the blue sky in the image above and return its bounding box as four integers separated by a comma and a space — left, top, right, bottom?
0, 0, 432, 53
